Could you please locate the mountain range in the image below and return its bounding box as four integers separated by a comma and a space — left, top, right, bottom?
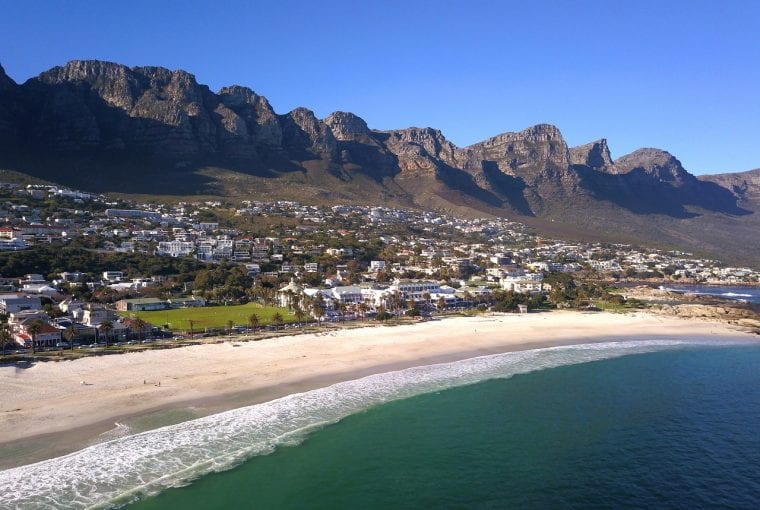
1, 60, 759, 265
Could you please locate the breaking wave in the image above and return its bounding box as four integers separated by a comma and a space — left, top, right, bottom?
658, 285, 756, 300
0, 339, 751, 509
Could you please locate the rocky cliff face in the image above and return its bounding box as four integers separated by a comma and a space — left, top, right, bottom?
463, 124, 570, 176
218, 85, 282, 148
379, 127, 459, 173
700, 168, 760, 205
0, 59, 752, 228
0, 63, 15, 93
569, 139, 613, 170
0, 64, 20, 146
280, 107, 336, 158
324, 111, 370, 142
614, 148, 695, 184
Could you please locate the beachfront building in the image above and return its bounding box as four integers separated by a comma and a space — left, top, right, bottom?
13, 320, 62, 348
389, 279, 441, 302
500, 271, 544, 294
278, 279, 303, 308
329, 286, 363, 305
82, 305, 119, 327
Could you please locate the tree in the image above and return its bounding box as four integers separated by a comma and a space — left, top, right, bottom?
375, 304, 392, 321
336, 302, 346, 323
437, 295, 447, 311
271, 312, 284, 331
64, 325, 77, 351
312, 299, 325, 326
132, 316, 147, 342
99, 320, 113, 347
227, 319, 234, 336
0, 323, 11, 356
27, 319, 44, 354
248, 313, 260, 333
358, 301, 368, 322
294, 306, 306, 326
406, 305, 421, 318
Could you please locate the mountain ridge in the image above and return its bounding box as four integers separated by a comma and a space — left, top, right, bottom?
0, 60, 758, 265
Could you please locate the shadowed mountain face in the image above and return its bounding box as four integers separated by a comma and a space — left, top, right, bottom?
572, 148, 750, 218
700, 169, 760, 206
0, 60, 758, 264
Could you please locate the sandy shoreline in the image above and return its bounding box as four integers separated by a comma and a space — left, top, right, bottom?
0, 311, 756, 470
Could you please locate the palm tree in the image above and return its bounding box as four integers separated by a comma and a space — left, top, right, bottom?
133, 316, 147, 342
294, 306, 306, 326
271, 312, 284, 331
358, 302, 368, 322
100, 320, 114, 347
0, 323, 11, 356
336, 302, 346, 323
312, 300, 325, 326
248, 313, 260, 334
227, 319, 234, 336
64, 325, 77, 351
27, 319, 44, 354
437, 295, 447, 312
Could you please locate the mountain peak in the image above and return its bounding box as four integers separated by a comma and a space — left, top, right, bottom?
218, 85, 261, 105
324, 111, 370, 141
570, 138, 613, 169
521, 123, 564, 138
614, 148, 692, 182
0, 62, 16, 92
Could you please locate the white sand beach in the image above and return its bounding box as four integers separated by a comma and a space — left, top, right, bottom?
0, 311, 755, 469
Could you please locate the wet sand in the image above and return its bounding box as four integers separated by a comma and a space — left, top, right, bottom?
0, 311, 754, 470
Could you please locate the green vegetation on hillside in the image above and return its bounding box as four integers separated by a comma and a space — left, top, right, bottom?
0, 243, 204, 280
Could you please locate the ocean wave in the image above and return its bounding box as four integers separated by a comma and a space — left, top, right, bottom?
658, 286, 756, 299
0, 339, 751, 509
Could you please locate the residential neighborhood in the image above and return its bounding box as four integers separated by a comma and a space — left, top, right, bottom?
0, 181, 758, 354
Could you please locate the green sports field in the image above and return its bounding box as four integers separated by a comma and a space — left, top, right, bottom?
119, 302, 295, 331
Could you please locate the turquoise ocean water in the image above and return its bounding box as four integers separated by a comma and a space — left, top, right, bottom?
2, 340, 760, 509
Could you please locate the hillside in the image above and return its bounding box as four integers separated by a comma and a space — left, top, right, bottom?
0, 60, 758, 265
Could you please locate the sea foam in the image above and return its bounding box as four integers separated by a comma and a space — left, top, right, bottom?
0, 339, 749, 509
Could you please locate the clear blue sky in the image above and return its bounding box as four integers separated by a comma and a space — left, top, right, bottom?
2, 0, 759, 174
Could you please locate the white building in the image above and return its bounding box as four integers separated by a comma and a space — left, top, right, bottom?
102, 271, 124, 282
390, 279, 441, 302
500, 272, 543, 294
329, 286, 363, 304
157, 240, 195, 257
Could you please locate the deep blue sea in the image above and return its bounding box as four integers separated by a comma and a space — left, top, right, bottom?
3, 341, 760, 509
659, 283, 760, 304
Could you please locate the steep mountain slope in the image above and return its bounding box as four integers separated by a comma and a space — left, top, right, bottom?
0, 60, 757, 265
700, 169, 760, 206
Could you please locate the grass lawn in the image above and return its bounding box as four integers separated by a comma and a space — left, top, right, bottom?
119, 302, 295, 331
